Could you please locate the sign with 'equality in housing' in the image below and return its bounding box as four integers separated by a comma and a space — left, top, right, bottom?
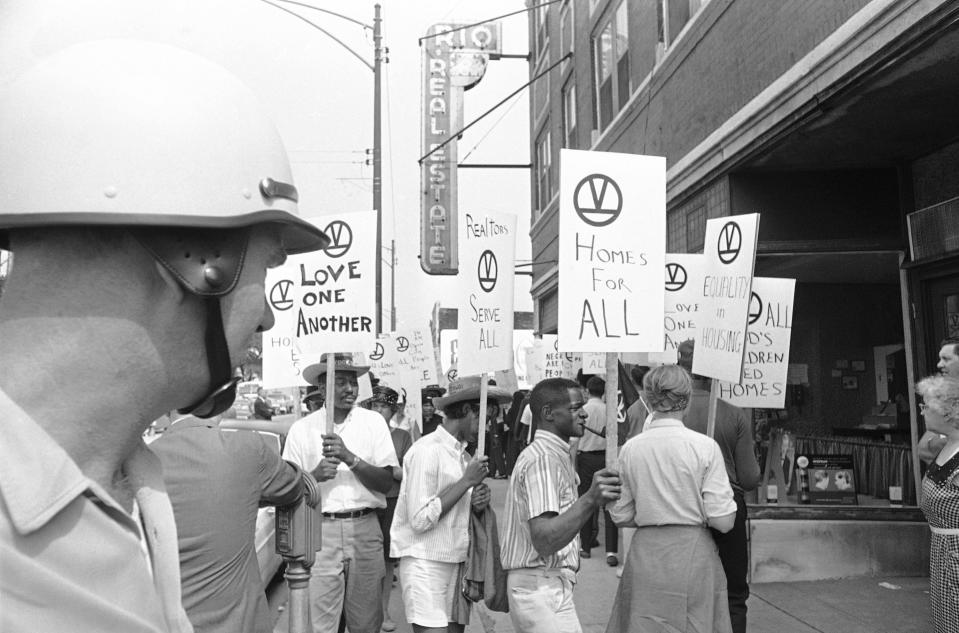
264, 210, 377, 365
692, 213, 760, 384
558, 149, 666, 352
456, 211, 516, 376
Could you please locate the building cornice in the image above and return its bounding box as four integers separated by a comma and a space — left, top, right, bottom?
664, 0, 950, 201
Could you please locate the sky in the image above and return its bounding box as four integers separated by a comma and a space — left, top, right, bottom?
0, 0, 534, 330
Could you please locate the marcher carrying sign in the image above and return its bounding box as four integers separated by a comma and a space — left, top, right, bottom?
691, 213, 760, 438
559, 149, 667, 467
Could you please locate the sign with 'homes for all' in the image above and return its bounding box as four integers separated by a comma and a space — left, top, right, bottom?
558, 149, 666, 352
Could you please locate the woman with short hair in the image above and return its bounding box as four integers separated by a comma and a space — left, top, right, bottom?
606, 364, 736, 633
916, 374, 959, 633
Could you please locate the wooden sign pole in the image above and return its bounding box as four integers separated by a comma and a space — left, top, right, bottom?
605, 352, 619, 469
325, 353, 336, 435
476, 377, 489, 458
706, 378, 720, 439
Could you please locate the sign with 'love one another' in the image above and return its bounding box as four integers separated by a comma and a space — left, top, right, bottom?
263, 211, 377, 375
558, 149, 666, 352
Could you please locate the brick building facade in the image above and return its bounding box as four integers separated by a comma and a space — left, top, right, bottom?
527, 0, 959, 517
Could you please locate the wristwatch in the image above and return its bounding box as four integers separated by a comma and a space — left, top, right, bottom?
347, 454, 361, 470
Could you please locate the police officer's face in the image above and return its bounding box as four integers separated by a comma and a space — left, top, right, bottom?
221, 229, 286, 366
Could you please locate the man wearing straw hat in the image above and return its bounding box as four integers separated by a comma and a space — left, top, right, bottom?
390, 376, 509, 631
282, 353, 399, 633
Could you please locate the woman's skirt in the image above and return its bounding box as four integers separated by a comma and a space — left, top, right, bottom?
606, 525, 731, 633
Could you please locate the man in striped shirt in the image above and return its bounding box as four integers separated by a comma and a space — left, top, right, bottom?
500, 378, 622, 633
390, 376, 512, 632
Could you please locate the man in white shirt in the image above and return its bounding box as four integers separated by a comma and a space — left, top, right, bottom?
572, 376, 619, 565
283, 355, 399, 633
391, 377, 510, 632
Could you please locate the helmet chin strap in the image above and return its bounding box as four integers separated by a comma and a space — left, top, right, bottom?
133, 226, 251, 420
179, 296, 239, 418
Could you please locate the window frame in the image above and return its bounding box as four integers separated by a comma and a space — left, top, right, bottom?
562, 80, 577, 149
591, 0, 632, 133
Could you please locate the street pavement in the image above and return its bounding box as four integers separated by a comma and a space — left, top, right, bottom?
273, 478, 932, 633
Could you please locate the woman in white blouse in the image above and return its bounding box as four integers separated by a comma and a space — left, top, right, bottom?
606, 364, 737, 633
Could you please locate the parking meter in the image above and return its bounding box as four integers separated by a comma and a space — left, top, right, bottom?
276, 472, 322, 633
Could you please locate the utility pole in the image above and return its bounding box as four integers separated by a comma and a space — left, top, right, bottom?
373, 3, 383, 335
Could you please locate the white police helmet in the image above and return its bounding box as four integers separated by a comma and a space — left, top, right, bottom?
0, 38, 328, 256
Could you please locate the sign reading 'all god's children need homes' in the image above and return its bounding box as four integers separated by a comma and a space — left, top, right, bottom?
692, 214, 760, 384
456, 211, 516, 377
718, 277, 795, 408
558, 150, 666, 352
261, 211, 377, 387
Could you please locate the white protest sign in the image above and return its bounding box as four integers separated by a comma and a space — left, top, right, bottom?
692, 213, 760, 383
719, 278, 795, 408
582, 352, 607, 375
394, 326, 438, 386
368, 334, 401, 391
525, 335, 582, 385
265, 211, 376, 360
457, 211, 516, 376
559, 149, 666, 352
262, 344, 322, 389
649, 253, 706, 364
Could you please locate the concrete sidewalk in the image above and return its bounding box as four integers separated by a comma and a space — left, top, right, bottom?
274, 478, 932, 632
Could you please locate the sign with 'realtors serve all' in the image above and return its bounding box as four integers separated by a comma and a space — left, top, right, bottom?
558, 149, 666, 352
719, 277, 795, 408
456, 211, 516, 376
263, 211, 377, 377
692, 213, 760, 384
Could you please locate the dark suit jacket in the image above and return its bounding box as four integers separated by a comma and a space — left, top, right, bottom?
152, 418, 303, 633
252, 396, 273, 420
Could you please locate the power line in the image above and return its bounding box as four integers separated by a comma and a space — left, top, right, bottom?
461, 90, 525, 163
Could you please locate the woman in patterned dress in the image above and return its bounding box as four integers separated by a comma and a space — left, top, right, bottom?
606, 364, 737, 633
917, 374, 959, 633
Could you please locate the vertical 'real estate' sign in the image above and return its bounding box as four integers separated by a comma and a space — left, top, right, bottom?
420, 22, 501, 275
558, 149, 666, 352
692, 214, 760, 384
262, 211, 377, 387
456, 211, 516, 377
